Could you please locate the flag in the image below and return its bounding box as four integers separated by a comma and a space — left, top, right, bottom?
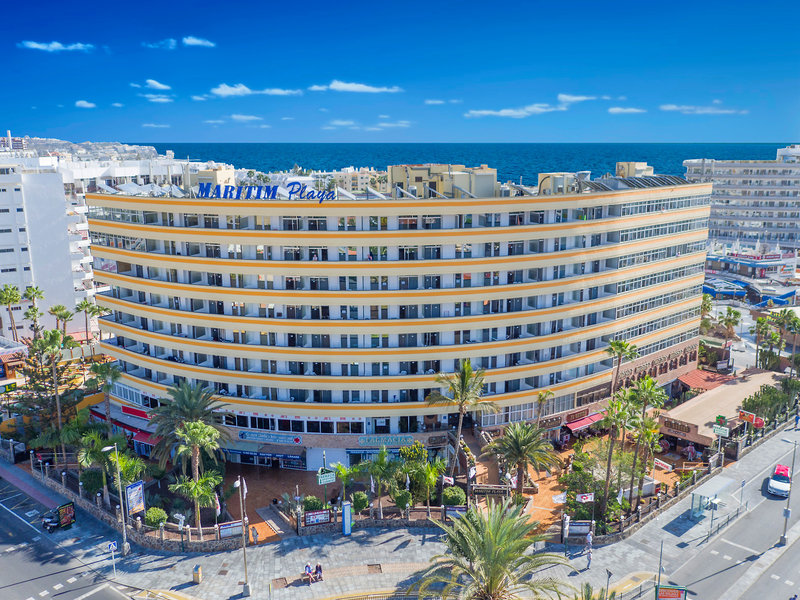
405, 473, 410, 491
214, 493, 221, 517
242, 478, 248, 500
442, 476, 454, 486
617, 488, 624, 504
370, 475, 375, 494
468, 466, 477, 480
576, 493, 595, 503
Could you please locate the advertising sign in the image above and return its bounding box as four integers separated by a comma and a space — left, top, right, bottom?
712, 425, 730, 437
738, 410, 755, 424
656, 585, 687, 599
57, 502, 76, 528
342, 501, 352, 536
304, 509, 332, 526
125, 480, 146, 515
753, 417, 765, 429
238, 430, 302, 444
357, 435, 414, 447
218, 520, 243, 539
653, 458, 673, 471
317, 468, 336, 485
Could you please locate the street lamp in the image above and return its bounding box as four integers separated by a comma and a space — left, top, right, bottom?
605, 568, 613, 600
780, 438, 797, 545
233, 477, 250, 597
102, 443, 129, 556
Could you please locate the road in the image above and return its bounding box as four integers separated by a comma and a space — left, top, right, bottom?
667, 427, 800, 598
0, 477, 138, 600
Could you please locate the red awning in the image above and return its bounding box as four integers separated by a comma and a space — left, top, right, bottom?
132, 431, 161, 445
89, 408, 139, 433
566, 412, 605, 432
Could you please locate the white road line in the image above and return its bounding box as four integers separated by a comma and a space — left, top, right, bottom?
720, 537, 762, 555
38, 592, 49, 597
32, 536, 40, 541
53, 584, 63, 590
711, 550, 720, 555
771, 574, 781, 580
723, 555, 733, 560
25, 597, 34, 600
67, 577, 77, 583
787, 580, 795, 586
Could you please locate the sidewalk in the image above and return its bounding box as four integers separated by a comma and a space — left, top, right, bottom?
0, 459, 61, 509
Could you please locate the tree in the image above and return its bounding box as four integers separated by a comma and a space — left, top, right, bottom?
148, 382, 229, 468
750, 317, 771, 369
600, 392, 631, 514
482, 422, 561, 497
410, 499, 568, 600
331, 462, 362, 504
364, 446, 398, 519
89, 362, 122, 436
76, 431, 126, 506
633, 416, 662, 512
788, 315, 800, 378
75, 299, 95, 368
24, 306, 43, 338
48, 304, 68, 331
771, 308, 795, 353
700, 293, 713, 319
88, 304, 108, 357
174, 421, 221, 484
718, 306, 741, 342
40, 329, 73, 465
23, 284, 44, 316
571, 583, 617, 600
415, 458, 446, 517
168, 470, 222, 540
109, 448, 148, 489
535, 389, 554, 427
626, 376, 667, 515
56, 308, 74, 336
605, 339, 639, 394
426, 358, 498, 476
0, 284, 21, 341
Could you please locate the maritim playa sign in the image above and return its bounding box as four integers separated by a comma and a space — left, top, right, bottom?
197, 182, 335, 203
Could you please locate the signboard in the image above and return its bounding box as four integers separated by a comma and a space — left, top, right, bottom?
317, 468, 336, 485
715, 415, 727, 426
445, 506, 467, 520
538, 416, 563, 429
653, 458, 673, 471
662, 419, 691, 434
567, 520, 592, 536
57, 502, 75, 528
238, 430, 302, 444
656, 585, 687, 599
716, 360, 729, 370
0, 382, 17, 394
218, 520, 243, 539
566, 409, 590, 423
471, 484, 509, 496
753, 417, 765, 429
342, 501, 352, 536
712, 425, 730, 437
304, 509, 332, 526
576, 493, 595, 503
357, 435, 414, 447
107, 541, 117, 552
125, 480, 146, 515
738, 410, 755, 424
426, 435, 448, 447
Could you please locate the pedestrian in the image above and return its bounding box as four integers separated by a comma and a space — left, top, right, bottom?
586, 547, 592, 570
585, 530, 593, 553
251, 526, 258, 545
794, 413, 799, 430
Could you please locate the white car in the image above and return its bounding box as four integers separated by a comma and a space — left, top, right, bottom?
768, 464, 791, 497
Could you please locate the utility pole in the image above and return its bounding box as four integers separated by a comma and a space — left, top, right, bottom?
235, 476, 251, 596
781, 439, 797, 545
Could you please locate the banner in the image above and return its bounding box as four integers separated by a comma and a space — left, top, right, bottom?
57, 502, 75, 527
125, 480, 145, 515
654, 458, 673, 471
576, 493, 595, 503
342, 501, 352, 536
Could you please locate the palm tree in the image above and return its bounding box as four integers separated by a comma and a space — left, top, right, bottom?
90, 362, 122, 436
40, 329, 69, 465
24, 306, 43, 338
331, 461, 362, 504
77, 431, 125, 506
605, 339, 639, 394
626, 376, 667, 515
571, 583, 617, 600
410, 499, 568, 600
174, 421, 221, 482
788, 315, 800, 378
109, 448, 147, 488
365, 446, 398, 519
416, 457, 446, 517
48, 304, 68, 331
56, 308, 74, 336
148, 381, 229, 468
88, 304, 108, 357
750, 317, 771, 369
169, 470, 222, 540
482, 422, 561, 497
426, 359, 498, 476
601, 391, 631, 514
23, 285, 44, 310
535, 389, 554, 427
0, 284, 21, 341
30, 427, 62, 469
633, 415, 662, 512
700, 293, 713, 319
718, 307, 741, 342
771, 307, 795, 352
75, 299, 94, 367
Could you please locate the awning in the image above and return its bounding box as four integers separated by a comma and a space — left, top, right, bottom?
132, 431, 161, 445
223, 441, 303, 461
566, 412, 605, 432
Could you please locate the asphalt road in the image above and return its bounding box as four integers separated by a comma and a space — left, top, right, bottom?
0, 477, 137, 600
741, 527, 800, 599
668, 427, 800, 599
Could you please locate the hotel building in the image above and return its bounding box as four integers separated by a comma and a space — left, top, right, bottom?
87, 163, 711, 471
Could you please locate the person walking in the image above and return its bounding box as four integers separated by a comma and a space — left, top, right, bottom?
794, 412, 799, 430
585, 530, 593, 553
586, 547, 592, 570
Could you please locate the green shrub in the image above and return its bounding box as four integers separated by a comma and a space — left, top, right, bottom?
148, 465, 166, 480
399, 441, 428, 463
303, 495, 324, 511
351, 491, 368, 513
441, 486, 466, 506
393, 489, 412, 510
80, 469, 104, 496
145, 506, 168, 527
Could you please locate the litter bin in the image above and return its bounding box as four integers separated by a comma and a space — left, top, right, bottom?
193, 565, 202, 584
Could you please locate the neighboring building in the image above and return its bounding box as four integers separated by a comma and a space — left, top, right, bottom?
87, 162, 711, 470
0, 132, 27, 151
705, 242, 797, 281
684, 145, 800, 250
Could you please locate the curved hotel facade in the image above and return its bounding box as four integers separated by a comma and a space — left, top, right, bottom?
87, 163, 711, 471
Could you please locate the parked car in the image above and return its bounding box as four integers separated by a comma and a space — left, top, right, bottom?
768, 464, 791, 497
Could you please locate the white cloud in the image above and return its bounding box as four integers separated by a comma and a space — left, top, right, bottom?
712, 99, 722, 104
229, 114, 262, 122
204, 119, 225, 124
600, 95, 612, 100
617, 96, 628, 101
183, 36, 215, 47
257, 125, 271, 129
111, 103, 124, 107
329, 120, 355, 126
321, 126, 336, 130
142, 39, 177, 50
281, 117, 294, 121
145, 79, 171, 90
449, 99, 462, 104
129, 83, 142, 88
425, 99, 445, 105
377, 120, 411, 128
660, 103, 748, 115
318, 108, 329, 112
191, 95, 208, 101
557, 93, 596, 104
139, 93, 174, 103
75, 100, 96, 108
210, 83, 302, 97
18, 40, 93, 52
311, 79, 403, 93
365, 127, 382, 131
608, 107, 646, 114
142, 123, 170, 128
378, 114, 390, 119
465, 103, 567, 118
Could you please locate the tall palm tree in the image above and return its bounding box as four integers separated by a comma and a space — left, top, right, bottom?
718, 307, 741, 342
700, 293, 713, 319
56, 308, 74, 336
24, 306, 43, 338
148, 381, 229, 468
109, 448, 147, 488
771, 307, 795, 353
605, 339, 639, 394
0, 284, 21, 341
626, 376, 667, 515
88, 304, 108, 357
535, 389, 554, 427
77, 431, 126, 506
426, 358, 498, 476
410, 499, 568, 600
788, 315, 800, 378
75, 299, 94, 367
365, 446, 398, 519
633, 415, 662, 512
169, 470, 222, 540
601, 391, 631, 514
482, 422, 561, 497
90, 362, 122, 436
750, 317, 771, 369
41, 329, 69, 465
415, 457, 446, 517
48, 304, 68, 332
331, 461, 362, 504
30, 427, 62, 469
572, 583, 617, 600
174, 421, 221, 482
23, 285, 44, 311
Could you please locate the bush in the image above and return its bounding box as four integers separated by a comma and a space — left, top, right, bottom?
145, 507, 168, 527
148, 465, 166, 480
441, 486, 466, 506
393, 489, 412, 510
303, 495, 324, 511
351, 491, 368, 513
399, 441, 428, 464
80, 469, 104, 496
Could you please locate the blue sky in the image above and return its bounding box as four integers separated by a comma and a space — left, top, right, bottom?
4, 0, 799, 143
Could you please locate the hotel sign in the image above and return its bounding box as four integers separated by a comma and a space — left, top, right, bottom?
238, 430, 302, 445
197, 182, 335, 203
662, 419, 691, 434
538, 416, 563, 430
357, 434, 414, 447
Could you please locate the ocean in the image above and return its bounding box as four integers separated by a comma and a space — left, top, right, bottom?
142, 143, 787, 184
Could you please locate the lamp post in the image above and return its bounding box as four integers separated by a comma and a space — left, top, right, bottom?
102, 443, 129, 556
605, 568, 613, 600
780, 438, 797, 545
234, 477, 250, 597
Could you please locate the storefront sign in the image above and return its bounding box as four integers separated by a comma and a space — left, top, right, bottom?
539, 416, 563, 429
712, 425, 730, 437
662, 419, 691, 434
197, 182, 335, 203
357, 435, 414, 447
656, 585, 687, 599
426, 435, 447, 447
738, 410, 755, 424
238, 430, 302, 444
304, 509, 332, 526
654, 458, 672, 471
566, 409, 589, 423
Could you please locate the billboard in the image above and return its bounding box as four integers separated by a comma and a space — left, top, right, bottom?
57, 502, 76, 527
342, 501, 352, 536
125, 480, 146, 515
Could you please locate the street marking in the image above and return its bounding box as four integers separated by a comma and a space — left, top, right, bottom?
81, 572, 90, 577
723, 555, 732, 560
710, 550, 719, 555
32, 536, 40, 541
67, 577, 77, 583
53, 584, 63, 590
25, 597, 34, 600
771, 574, 781, 580
720, 538, 760, 555
39, 592, 49, 597
787, 580, 795, 586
